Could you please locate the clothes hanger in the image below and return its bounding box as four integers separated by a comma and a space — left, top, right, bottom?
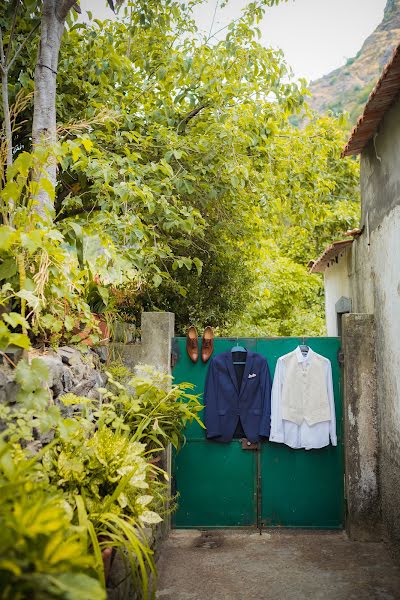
231, 338, 247, 365
299, 336, 309, 355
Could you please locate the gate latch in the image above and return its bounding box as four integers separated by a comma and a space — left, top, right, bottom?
171, 351, 178, 369
241, 438, 258, 450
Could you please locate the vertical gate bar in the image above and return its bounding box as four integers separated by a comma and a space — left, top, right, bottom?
257, 442, 262, 534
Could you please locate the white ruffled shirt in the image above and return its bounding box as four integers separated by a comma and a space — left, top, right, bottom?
270, 347, 337, 450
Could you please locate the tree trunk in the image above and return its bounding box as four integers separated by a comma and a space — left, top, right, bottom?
1, 68, 13, 168
31, 0, 68, 221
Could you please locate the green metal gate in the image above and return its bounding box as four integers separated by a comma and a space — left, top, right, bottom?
172, 337, 344, 529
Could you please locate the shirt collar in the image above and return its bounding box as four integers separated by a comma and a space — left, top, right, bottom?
295, 346, 314, 363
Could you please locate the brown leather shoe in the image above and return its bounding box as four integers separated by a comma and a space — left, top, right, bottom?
186, 326, 199, 363
201, 326, 214, 363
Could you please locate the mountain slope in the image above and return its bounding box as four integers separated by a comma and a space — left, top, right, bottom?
309, 0, 400, 123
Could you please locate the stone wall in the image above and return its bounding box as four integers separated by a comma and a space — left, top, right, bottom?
0, 345, 106, 407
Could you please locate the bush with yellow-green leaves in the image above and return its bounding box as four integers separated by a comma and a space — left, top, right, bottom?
0, 358, 202, 599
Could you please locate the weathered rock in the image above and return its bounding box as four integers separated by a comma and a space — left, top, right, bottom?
0, 367, 19, 403
93, 346, 109, 363
38, 354, 65, 397
71, 374, 100, 398
58, 346, 77, 365
0, 368, 9, 404
0, 346, 107, 406
62, 365, 74, 392
66, 349, 91, 383
86, 371, 106, 399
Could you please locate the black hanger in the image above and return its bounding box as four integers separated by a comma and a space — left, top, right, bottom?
232, 338, 247, 365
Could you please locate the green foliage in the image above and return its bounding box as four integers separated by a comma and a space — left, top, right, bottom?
224, 114, 359, 337
0, 358, 61, 445
2, 0, 359, 336
0, 437, 104, 600
226, 241, 326, 337
43, 419, 158, 521
3, 0, 312, 334
100, 366, 204, 452
0, 496, 104, 600
0, 354, 202, 598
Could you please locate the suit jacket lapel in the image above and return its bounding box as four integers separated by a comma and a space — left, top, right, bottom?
239, 351, 254, 397
225, 352, 239, 395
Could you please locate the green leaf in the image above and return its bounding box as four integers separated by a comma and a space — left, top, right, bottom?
39, 178, 55, 202
71, 145, 82, 162
0, 322, 10, 351
45, 573, 106, 600
20, 230, 43, 253
3, 312, 30, 330
139, 510, 163, 524
153, 274, 162, 288
193, 257, 203, 276
81, 138, 94, 152
16, 290, 40, 309
64, 315, 75, 331
0, 227, 16, 251
0, 258, 17, 280
8, 333, 31, 349
15, 358, 49, 393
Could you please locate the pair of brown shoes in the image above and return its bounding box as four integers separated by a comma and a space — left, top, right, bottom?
186, 326, 214, 363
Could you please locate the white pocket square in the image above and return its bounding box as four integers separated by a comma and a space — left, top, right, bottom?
248, 373, 257, 379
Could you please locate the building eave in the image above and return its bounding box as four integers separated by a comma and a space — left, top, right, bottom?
342, 42, 400, 157
309, 240, 353, 274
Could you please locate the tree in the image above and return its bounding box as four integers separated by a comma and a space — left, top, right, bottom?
0, 1, 40, 168
31, 0, 80, 218
225, 115, 360, 337
0, 0, 360, 337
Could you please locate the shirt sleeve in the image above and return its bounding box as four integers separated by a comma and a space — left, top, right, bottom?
269, 358, 285, 444
326, 359, 337, 446
203, 358, 221, 439
259, 358, 272, 438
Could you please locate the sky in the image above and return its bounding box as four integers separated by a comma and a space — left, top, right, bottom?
79, 0, 387, 82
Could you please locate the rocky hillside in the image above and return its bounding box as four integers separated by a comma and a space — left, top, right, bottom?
309, 0, 400, 124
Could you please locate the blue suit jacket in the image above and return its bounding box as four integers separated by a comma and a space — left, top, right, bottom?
204, 351, 272, 443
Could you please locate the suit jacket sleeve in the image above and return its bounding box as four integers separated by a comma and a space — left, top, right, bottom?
259, 358, 272, 438
204, 358, 221, 438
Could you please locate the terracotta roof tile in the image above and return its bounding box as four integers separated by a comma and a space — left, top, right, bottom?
342, 42, 400, 157
309, 240, 353, 274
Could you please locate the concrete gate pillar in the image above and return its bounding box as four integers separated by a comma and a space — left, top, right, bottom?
107, 312, 175, 598
342, 313, 381, 541
110, 311, 175, 373
140, 312, 175, 373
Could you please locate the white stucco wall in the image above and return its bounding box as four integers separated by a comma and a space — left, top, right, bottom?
350, 97, 400, 553
323, 249, 351, 336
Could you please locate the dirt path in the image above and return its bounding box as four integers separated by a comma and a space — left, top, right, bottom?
156, 529, 400, 600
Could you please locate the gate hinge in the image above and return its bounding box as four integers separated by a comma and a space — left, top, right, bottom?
337, 349, 344, 367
